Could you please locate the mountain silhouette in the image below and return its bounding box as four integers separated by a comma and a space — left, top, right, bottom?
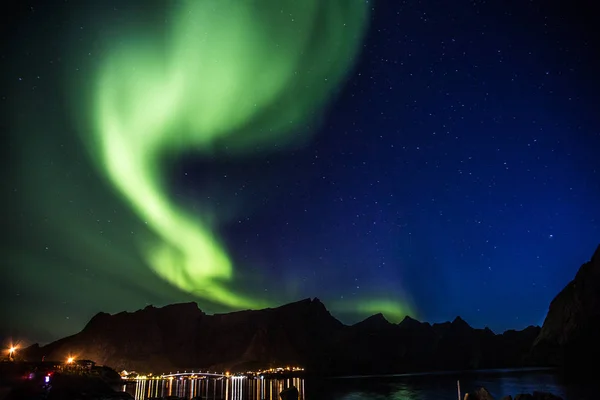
529, 244, 600, 377
21, 245, 599, 375
20, 298, 536, 374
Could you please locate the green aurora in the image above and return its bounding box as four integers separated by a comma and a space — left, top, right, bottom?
4, 0, 414, 341
90, 0, 415, 320
90, 0, 371, 309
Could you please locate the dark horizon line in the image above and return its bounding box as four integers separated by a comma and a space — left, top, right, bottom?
8, 296, 544, 349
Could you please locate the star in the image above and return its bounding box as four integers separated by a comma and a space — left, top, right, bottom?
3, 0, 599, 343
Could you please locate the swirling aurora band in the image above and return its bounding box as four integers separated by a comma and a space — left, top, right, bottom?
89, 0, 413, 320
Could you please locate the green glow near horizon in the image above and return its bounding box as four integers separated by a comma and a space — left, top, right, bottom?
356, 300, 414, 323
89, 0, 413, 320
333, 299, 416, 323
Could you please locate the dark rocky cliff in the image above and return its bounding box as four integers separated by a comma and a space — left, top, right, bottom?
530, 244, 600, 375
26, 302, 205, 372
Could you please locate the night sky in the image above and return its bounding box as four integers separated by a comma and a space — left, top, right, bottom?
2, 0, 599, 345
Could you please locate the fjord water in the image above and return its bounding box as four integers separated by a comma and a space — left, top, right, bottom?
122, 370, 598, 400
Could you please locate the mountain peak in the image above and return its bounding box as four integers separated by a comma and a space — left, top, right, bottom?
276, 298, 324, 312
83, 303, 204, 332
399, 315, 417, 325
398, 315, 427, 330
83, 312, 111, 332
160, 302, 202, 312
452, 316, 471, 329
354, 313, 391, 329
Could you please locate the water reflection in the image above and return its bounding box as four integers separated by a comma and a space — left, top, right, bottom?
308, 370, 595, 400
122, 370, 598, 400
124, 377, 305, 400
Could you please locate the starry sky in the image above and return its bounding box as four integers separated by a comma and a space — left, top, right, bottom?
2, 0, 599, 345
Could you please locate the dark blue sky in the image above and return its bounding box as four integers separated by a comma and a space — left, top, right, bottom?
2, 0, 599, 343
180, 0, 600, 332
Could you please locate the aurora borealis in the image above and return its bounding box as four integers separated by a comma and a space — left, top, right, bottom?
92, 0, 368, 310
2, 0, 600, 344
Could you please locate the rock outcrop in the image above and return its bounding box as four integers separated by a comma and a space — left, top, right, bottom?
530, 244, 600, 376
464, 387, 563, 400
465, 387, 495, 400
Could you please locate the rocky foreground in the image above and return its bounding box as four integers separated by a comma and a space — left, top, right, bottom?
465, 387, 563, 400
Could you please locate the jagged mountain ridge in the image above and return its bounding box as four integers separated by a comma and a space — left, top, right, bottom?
20, 244, 600, 375
23, 298, 540, 374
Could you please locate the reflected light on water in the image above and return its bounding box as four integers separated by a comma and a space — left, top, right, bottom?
125, 376, 306, 400
123, 370, 593, 400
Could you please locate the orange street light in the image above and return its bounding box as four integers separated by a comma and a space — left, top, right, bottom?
67, 357, 74, 364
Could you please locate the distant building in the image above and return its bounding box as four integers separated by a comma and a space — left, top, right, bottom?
75, 359, 96, 370
120, 370, 138, 378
